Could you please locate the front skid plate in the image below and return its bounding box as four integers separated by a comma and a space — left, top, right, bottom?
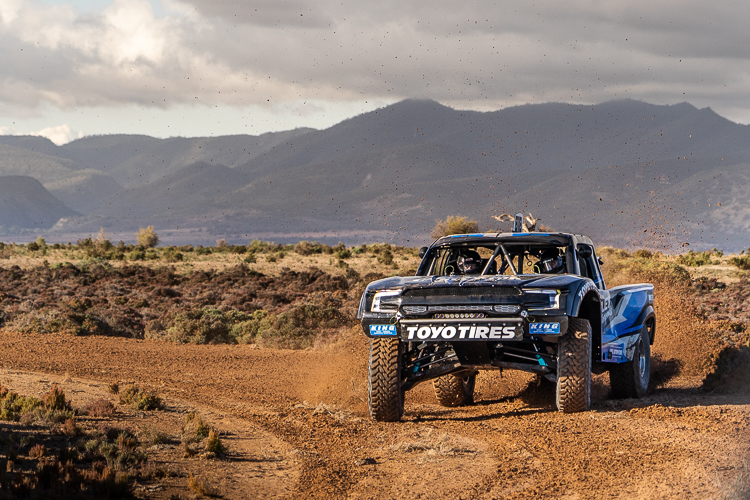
399, 319, 523, 341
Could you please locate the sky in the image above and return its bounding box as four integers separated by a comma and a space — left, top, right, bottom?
1, 0, 749, 144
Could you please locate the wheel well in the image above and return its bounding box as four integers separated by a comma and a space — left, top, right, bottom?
645, 315, 656, 345
577, 292, 601, 354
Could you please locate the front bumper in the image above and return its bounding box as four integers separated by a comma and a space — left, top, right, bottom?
362, 315, 568, 340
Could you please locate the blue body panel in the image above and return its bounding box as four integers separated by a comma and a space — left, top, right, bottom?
599, 284, 654, 363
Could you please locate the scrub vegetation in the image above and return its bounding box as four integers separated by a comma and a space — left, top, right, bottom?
1, 236, 749, 391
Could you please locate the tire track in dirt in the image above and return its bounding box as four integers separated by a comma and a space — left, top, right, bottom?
2, 329, 750, 498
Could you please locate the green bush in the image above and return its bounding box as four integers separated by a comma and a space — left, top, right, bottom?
430, 215, 480, 238
166, 308, 234, 344
0, 387, 43, 421
136, 226, 159, 248
258, 303, 349, 349
295, 241, 325, 256
229, 310, 272, 344
119, 385, 161, 410
676, 250, 718, 267
729, 254, 750, 270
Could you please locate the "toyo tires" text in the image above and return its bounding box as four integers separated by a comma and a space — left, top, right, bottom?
368, 337, 404, 422
556, 317, 591, 413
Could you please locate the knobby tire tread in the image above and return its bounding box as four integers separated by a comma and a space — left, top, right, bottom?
368, 338, 403, 422
556, 317, 591, 413
433, 373, 476, 407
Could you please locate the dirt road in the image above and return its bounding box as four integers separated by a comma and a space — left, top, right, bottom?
1, 328, 749, 499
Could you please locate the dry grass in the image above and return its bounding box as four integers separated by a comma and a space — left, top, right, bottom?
188, 473, 218, 497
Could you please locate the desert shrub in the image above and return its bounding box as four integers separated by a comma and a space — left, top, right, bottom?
27, 241, 40, 251
244, 252, 257, 263
229, 310, 272, 344
603, 255, 691, 289
334, 243, 351, 260
188, 474, 217, 496
729, 254, 750, 271
677, 250, 717, 267
142, 425, 171, 445
29, 444, 46, 459
118, 385, 161, 411
165, 308, 235, 344
377, 248, 394, 266
0, 387, 43, 421
84, 398, 116, 417
215, 239, 229, 250
295, 241, 325, 256
204, 428, 225, 455
258, 303, 350, 349
127, 250, 146, 261
42, 384, 72, 412
136, 226, 159, 248
633, 249, 653, 259
195, 245, 212, 255
182, 413, 211, 443
162, 247, 183, 262
430, 215, 480, 238
247, 239, 281, 254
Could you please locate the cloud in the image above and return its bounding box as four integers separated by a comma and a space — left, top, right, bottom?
29, 124, 84, 145
1, 0, 750, 124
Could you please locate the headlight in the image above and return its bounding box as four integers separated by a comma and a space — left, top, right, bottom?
526, 289, 563, 309
372, 290, 401, 313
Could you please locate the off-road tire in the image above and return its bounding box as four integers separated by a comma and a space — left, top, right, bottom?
368, 338, 404, 422
433, 372, 477, 407
609, 325, 651, 399
556, 317, 591, 413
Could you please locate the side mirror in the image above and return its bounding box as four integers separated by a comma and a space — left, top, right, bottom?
419, 246, 429, 258
577, 245, 593, 259
598, 256, 604, 266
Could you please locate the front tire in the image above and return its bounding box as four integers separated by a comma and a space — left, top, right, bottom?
556, 317, 591, 413
609, 325, 651, 398
433, 372, 477, 407
368, 338, 404, 421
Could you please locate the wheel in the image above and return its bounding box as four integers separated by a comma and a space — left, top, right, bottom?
609, 325, 651, 398
556, 317, 591, 413
368, 337, 404, 421
433, 372, 477, 407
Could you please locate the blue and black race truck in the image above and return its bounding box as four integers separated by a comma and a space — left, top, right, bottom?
358, 231, 655, 421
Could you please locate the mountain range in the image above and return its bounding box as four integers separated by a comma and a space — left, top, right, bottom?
1, 99, 749, 250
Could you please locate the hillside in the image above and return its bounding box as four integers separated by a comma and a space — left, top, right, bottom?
0, 175, 78, 229
1, 99, 749, 249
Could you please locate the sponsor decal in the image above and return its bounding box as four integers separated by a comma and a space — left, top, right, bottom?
404, 324, 519, 341
369, 324, 397, 336
602, 343, 625, 362
529, 322, 561, 335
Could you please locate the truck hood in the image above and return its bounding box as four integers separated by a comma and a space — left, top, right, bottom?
364, 273, 582, 293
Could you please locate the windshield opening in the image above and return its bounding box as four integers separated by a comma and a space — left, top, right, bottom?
421, 243, 569, 277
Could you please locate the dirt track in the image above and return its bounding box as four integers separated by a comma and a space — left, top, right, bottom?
1, 326, 749, 499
